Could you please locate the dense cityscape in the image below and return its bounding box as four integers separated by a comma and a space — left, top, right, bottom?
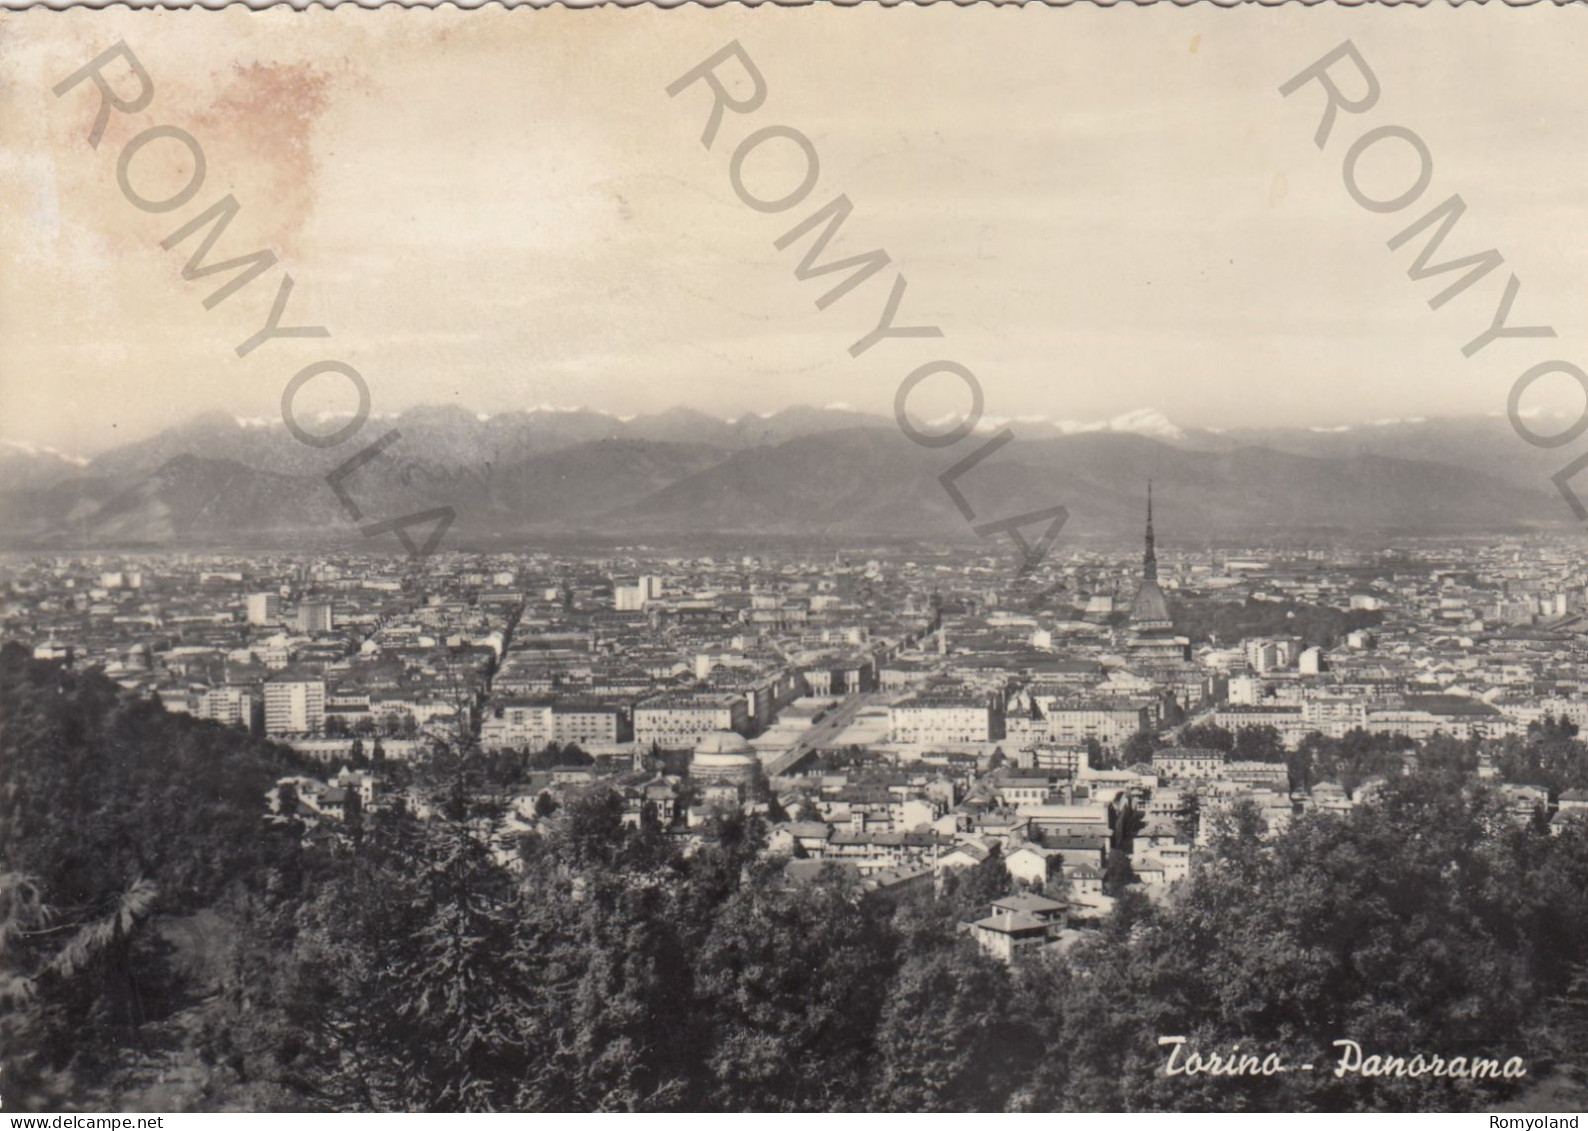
6, 485, 1588, 1112
9, 3, 1588, 1115
6, 488, 1588, 917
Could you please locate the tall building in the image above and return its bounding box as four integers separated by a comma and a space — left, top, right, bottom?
614, 576, 661, 612
614, 580, 646, 611
264, 675, 327, 735
296, 601, 333, 634
194, 685, 262, 734
1125, 482, 1191, 664
246, 592, 281, 626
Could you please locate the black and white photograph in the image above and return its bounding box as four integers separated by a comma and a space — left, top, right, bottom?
2, 1, 1588, 1117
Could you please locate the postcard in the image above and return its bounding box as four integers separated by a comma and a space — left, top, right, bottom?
2, 1, 1587, 1117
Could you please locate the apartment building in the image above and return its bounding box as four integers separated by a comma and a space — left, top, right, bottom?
1044, 701, 1150, 750
245, 592, 281, 626
1213, 703, 1307, 747
480, 699, 554, 751
634, 693, 750, 749
1151, 746, 1227, 781
264, 675, 327, 736
296, 601, 334, 635
193, 684, 261, 734
888, 694, 997, 745
551, 701, 632, 746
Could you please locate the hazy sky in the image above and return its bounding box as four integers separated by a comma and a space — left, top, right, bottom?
3, 4, 1588, 455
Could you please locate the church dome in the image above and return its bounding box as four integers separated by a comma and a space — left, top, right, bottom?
690, 730, 759, 784
695, 730, 754, 756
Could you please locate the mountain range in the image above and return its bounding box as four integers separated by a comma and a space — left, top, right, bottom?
0, 404, 1577, 550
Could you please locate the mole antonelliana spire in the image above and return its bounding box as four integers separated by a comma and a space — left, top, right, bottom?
1144, 479, 1157, 583
1126, 479, 1180, 651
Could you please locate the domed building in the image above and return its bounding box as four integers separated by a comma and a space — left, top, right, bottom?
689, 729, 762, 787
1125, 482, 1191, 664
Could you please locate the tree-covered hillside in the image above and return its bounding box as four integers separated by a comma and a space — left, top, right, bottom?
0, 644, 307, 1109
4, 645, 1587, 1112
